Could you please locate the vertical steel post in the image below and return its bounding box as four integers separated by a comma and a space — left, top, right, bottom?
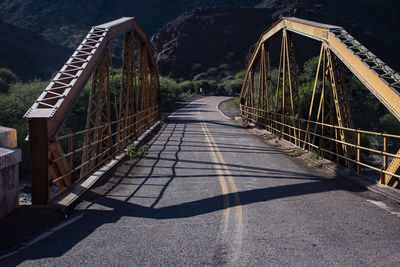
335, 128, 340, 164
68, 134, 74, 182
357, 131, 361, 175
29, 118, 49, 204
281, 30, 286, 139
256, 48, 263, 125
380, 136, 388, 184
304, 44, 324, 150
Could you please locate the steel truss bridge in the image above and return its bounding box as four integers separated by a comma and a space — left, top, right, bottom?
25, 18, 160, 204
24, 17, 400, 205
240, 17, 400, 190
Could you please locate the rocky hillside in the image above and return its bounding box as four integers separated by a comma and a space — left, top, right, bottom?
0, 20, 72, 80
1, 0, 398, 81
0, 0, 262, 80
151, 7, 275, 79
151, 1, 400, 79
0, 0, 262, 49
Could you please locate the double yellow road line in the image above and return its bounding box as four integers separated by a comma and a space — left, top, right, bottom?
198, 113, 242, 232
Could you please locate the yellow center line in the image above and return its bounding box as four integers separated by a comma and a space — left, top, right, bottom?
199, 115, 230, 231
198, 113, 243, 232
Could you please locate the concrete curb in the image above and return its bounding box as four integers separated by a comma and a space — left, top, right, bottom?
216, 98, 234, 120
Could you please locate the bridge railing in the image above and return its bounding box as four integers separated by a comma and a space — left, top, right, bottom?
50, 106, 158, 188
241, 107, 400, 187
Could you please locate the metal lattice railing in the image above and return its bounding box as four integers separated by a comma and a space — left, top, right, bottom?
241, 106, 400, 186
330, 28, 400, 91
51, 106, 158, 187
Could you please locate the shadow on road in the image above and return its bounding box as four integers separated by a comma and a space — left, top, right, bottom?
1, 100, 368, 266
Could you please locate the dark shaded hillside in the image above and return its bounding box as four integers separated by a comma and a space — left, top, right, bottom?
0, 0, 398, 81
0, 20, 72, 80
151, 1, 400, 79
0, 0, 262, 49
151, 7, 275, 79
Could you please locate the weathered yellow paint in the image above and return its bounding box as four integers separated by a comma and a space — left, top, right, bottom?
199, 113, 243, 233
199, 115, 230, 231
327, 33, 400, 120
206, 126, 243, 232
383, 149, 400, 187
243, 17, 400, 121
285, 20, 326, 41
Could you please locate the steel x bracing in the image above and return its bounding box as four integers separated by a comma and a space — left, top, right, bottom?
25, 18, 160, 204
240, 17, 400, 188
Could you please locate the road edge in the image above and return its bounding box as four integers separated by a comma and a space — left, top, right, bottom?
239, 119, 400, 203
216, 98, 234, 120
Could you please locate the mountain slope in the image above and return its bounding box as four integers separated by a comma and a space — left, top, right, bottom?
151, 0, 400, 79
151, 7, 275, 79
0, 0, 262, 49
0, 20, 72, 80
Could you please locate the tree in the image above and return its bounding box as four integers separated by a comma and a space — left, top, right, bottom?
193, 72, 207, 81
379, 113, 400, 134
0, 68, 18, 84
0, 68, 18, 94
300, 56, 319, 82
0, 78, 9, 94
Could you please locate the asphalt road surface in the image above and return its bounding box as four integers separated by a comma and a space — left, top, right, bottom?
2, 96, 400, 266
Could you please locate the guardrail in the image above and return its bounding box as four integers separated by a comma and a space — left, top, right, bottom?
50, 106, 158, 196
241, 106, 400, 187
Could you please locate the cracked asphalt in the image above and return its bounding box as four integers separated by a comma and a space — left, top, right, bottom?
2, 96, 400, 266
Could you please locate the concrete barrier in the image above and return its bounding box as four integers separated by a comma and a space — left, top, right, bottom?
0, 127, 21, 219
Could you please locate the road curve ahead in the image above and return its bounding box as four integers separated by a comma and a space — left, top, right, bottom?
2, 96, 400, 266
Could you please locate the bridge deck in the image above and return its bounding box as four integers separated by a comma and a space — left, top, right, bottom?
2, 97, 400, 266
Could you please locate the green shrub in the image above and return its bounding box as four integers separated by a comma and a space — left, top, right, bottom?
289, 149, 302, 157
300, 56, 319, 82
206, 67, 218, 76
193, 79, 218, 94
193, 72, 207, 81
159, 76, 183, 112
0, 80, 46, 126
0, 78, 9, 94
192, 63, 202, 72
0, 80, 47, 175
0, 68, 18, 84
220, 63, 230, 70
234, 70, 246, 80
178, 80, 194, 93
221, 75, 234, 82
218, 79, 242, 95
379, 113, 400, 134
